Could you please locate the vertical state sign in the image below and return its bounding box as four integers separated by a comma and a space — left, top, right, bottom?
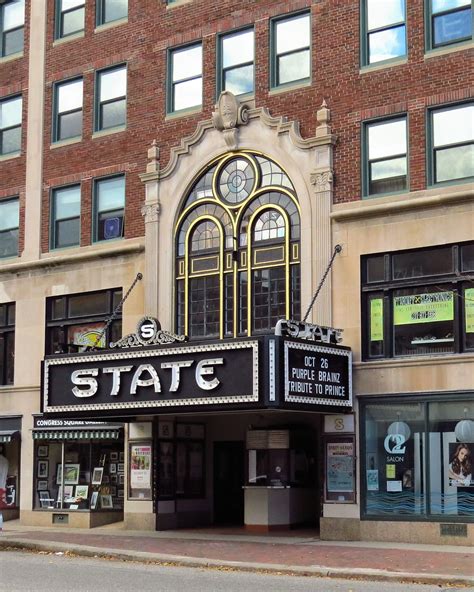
284, 340, 352, 408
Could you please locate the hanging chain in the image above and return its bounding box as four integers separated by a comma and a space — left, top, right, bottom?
89, 272, 143, 351
302, 245, 342, 323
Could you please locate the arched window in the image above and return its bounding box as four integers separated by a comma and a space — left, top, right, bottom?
175, 152, 300, 339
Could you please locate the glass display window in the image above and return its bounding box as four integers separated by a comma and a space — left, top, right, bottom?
361, 396, 474, 521
0, 436, 20, 510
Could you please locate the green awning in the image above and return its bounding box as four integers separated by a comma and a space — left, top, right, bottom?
0, 430, 19, 443
32, 427, 122, 441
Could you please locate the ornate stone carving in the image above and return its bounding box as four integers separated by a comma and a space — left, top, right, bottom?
316, 100, 331, 138
141, 203, 161, 223
146, 140, 160, 173
310, 171, 334, 193
212, 91, 250, 150
111, 316, 188, 348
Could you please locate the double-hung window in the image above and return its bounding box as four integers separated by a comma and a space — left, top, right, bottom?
428, 0, 472, 49
364, 116, 407, 196
0, 302, 15, 385
362, 0, 406, 65
93, 175, 125, 242
362, 241, 474, 360
271, 12, 310, 88
0, 95, 22, 156
51, 185, 81, 249
53, 78, 83, 142
95, 65, 127, 131
97, 0, 128, 26
218, 28, 254, 96
1, 0, 25, 57
168, 43, 202, 113
56, 0, 85, 39
0, 197, 19, 259
429, 102, 473, 185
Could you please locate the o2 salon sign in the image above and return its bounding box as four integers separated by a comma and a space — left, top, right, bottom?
42, 340, 259, 415
284, 340, 352, 408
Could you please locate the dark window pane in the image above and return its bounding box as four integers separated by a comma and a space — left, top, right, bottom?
393, 247, 453, 279
68, 292, 110, 317
367, 256, 385, 282
435, 144, 474, 183
4, 27, 24, 55
278, 49, 310, 85
189, 275, 220, 338
0, 306, 5, 326
7, 304, 15, 325
0, 229, 19, 258
291, 264, 300, 320
62, 7, 84, 36
58, 110, 82, 140
252, 267, 286, 333
393, 287, 455, 356
224, 65, 254, 95
101, 99, 126, 129
461, 244, 474, 272
433, 8, 472, 46
52, 297, 66, 320
1, 127, 21, 154
56, 217, 80, 248
5, 331, 14, 384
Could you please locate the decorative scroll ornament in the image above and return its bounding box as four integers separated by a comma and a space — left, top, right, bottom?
310, 171, 333, 192
141, 203, 161, 223
212, 91, 250, 150
111, 316, 188, 349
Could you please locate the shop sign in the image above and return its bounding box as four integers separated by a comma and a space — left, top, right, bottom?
284, 341, 352, 408
43, 340, 259, 416
370, 298, 383, 341
393, 291, 453, 325
33, 417, 112, 429
324, 414, 354, 433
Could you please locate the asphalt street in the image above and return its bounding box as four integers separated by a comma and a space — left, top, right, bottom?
0, 550, 472, 592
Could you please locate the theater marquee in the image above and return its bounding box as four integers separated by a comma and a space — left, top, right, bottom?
41, 319, 352, 418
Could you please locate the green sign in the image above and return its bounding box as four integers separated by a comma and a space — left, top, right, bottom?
466, 288, 474, 334
393, 291, 454, 326
370, 298, 384, 341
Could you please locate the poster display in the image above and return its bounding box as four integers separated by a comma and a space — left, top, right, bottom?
366, 470, 379, 491
465, 288, 474, 333
393, 291, 453, 325
370, 298, 384, 341
448, 442, 473, 487
325, 438, 355, 503
129, 442, 152, 498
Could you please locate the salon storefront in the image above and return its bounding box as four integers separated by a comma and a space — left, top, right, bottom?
41, 318, 352, 531
0, 415, 21, 520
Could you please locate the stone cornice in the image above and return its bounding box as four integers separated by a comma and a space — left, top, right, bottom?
0, 239, 145, 277
139, 106, 337, 183
331, 185, 473, 222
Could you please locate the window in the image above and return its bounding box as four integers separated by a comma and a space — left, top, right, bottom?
56, 0, 85, 39
364, 116, 407, 196
271, 12, 310, 87
218, 28, 254, 96
51, 185, 80, 249
97, 0, 128, 26
168, 43, 202, 113
361, 397, 474, 521
0, 302, 15, 385
362, 242, 474, 360
95, 65, 127, 131
176, 153, 300, 339
53, 78, 83, 142
0, 95, 22, 156
429, 103, 473, 185
0, 197, 19, 258
362, 0, 406, 65
1, 0, 25, 57
427, 0, 472, 49
93, 175, 125, 242
45, 288, 122, 354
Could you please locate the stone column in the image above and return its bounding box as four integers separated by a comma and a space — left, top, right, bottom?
140, 142, 160, 316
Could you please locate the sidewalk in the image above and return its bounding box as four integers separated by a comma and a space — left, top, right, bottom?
0, 520, 473, 586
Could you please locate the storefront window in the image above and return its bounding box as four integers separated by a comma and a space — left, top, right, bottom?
33, 435, 124, 511
362, 396, 474, 520
362, 242, 474, 359
0, 425, 20, 511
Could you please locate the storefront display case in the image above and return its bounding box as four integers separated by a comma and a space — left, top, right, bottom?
0, 417, 21, 520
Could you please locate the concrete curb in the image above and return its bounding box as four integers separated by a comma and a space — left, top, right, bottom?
1, 537, 473, 587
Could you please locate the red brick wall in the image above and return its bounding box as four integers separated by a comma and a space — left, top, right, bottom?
40, 0, 472, 252
0, 0, 30, 255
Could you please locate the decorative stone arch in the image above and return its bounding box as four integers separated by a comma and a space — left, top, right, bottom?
140, 92, 336, 332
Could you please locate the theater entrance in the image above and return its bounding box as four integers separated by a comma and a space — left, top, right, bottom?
213, 441, 245, 525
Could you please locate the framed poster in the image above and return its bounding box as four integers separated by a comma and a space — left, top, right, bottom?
129, 441, 152, 500
56, 463, 80, 485
92, 467, 104, 485
37, 445, 49, 458
37, 460, 49, 478
325, 437, 356, 503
